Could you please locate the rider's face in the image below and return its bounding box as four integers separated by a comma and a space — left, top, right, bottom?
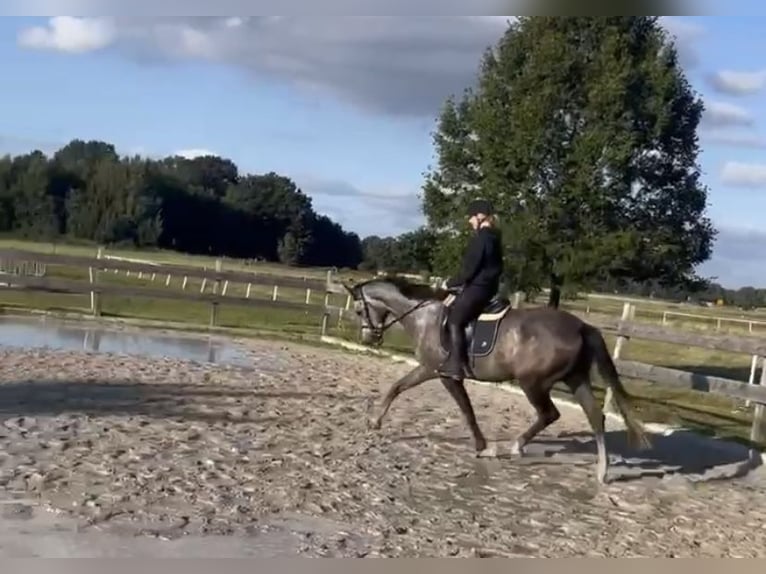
468, 215, 478, 229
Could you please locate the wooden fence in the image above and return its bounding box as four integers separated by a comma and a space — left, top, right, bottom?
0, 248, 345, 333
327, 297, 766, 450
594, 302, 766, 451
0, 248, 764, 450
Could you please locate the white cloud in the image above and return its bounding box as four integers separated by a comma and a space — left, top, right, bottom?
703, 101, 754, 128
15, 16, 701, 118
17, 16, 115, 53
702, 130, 766, 149
708, 69, 766, 96
174, 148, 218, 159
720, 161, 766, 188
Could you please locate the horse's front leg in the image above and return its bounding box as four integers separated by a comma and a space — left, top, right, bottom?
369, 364, 436, 430
440, 377, 491, 455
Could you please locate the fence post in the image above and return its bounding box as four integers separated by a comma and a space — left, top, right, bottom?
320, 311, 329, 337
324, 270, 332, 308
749, 359, 766, 464
511, 291, 523, 309
747, 354, 760, 408
305, 288, 311, 304
246, 283, 251, 298
604, 302, 633, 414
209, 302, 218, 328
272, 285, 279, 301
213, 259, 222, 295
165, 274, 171, 287
89, 247, 103, 317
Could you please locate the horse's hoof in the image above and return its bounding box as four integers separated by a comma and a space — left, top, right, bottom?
509, 440, 525, 458
476, 444, 498, 458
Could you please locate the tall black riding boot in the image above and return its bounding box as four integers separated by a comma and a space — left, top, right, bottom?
438, 323, 466, 381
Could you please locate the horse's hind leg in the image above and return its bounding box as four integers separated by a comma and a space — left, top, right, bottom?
369, 364, 435, 430
565, 376, 609, 484
440, 377, 490, 455
511, 378, 561, 457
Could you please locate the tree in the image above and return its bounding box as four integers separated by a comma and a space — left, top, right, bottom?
0, 138, 363, 269
422, 17, 716, 307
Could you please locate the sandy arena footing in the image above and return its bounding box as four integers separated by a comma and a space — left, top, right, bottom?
0, 338, 765, 557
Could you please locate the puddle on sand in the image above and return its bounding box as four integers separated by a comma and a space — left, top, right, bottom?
0, 494, 367, 557
0, 316, 251, 367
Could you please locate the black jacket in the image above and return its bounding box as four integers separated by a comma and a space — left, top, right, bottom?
445, 227, 503, 293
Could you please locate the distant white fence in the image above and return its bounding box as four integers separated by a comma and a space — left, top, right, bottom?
661, 310, 766, 333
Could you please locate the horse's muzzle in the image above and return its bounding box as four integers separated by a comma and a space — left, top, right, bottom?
360, 326, 383, 346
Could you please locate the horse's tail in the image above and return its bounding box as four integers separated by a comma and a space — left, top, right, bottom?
582, 323, 651, 450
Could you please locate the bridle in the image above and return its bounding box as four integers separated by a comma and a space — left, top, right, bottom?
353, 286, 437, 344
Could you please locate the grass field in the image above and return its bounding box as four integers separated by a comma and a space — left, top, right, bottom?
0, 238, 764, 448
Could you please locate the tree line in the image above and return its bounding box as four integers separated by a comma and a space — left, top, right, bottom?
3, 18, 753, 311
361, 229, 765, 309
0, 140, 364, 268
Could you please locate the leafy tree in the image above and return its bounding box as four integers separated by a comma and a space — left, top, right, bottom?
422, 17, 716, 307
277, 231, 301, 265
359, 227, 437, 274
0, 139, 363, 269
8, 151, 58, 239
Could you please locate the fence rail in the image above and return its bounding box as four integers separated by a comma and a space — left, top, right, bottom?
595, 316, 766, 356
0, 247, 341, 331
0, 248, 764, 447
660, 310, 766, 333
0, 248, 330, 292
327, 296, 766, 448
593, 302, 766, 449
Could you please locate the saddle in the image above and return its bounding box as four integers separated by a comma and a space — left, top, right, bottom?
439, 293, 512, 364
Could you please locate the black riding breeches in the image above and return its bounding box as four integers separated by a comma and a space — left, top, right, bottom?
448, 286, 494, 328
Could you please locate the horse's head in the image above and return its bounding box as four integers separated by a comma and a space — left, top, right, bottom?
342, 276, 444, 346
342, 279, 392, 346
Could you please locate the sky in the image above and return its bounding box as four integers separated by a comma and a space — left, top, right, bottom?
1, 14, 766, 289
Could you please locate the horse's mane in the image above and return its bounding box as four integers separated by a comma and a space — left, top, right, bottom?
365, 275, 449, 301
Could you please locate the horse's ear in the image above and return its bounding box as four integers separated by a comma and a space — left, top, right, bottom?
340, 280, 356, 295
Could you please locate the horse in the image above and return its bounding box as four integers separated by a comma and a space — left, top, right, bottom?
341, 276, 651, 484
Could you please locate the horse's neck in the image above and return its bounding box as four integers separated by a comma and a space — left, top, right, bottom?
387, 294, 442, 338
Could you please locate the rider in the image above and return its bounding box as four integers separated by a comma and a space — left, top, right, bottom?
438, 198, 503, 381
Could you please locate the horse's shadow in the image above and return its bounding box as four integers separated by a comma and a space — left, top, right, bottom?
391, 427, 762, 483
513, 428, 762, 483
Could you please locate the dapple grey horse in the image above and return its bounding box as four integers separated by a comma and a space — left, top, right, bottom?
342, 277, 651, 484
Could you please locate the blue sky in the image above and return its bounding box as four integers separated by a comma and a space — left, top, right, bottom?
1, 16, 766, 288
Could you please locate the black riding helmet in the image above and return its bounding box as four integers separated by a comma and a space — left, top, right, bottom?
466, 199, 493, 217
